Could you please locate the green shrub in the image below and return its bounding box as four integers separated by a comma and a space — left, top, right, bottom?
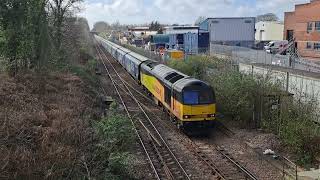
95, 113, 135, 153
69, 64, 98, 87
93, 104, 136, 178
86, 58, 97, 72
107, 152, 135, 179
168, 55, 217, 80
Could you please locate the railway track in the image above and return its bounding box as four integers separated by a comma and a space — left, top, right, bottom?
95, 43, 191, 180
96, 42, 260, 180
122, 81, 259, 180
138, 102, 258, 180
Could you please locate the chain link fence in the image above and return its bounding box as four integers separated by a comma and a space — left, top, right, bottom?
210, 44, 320, 73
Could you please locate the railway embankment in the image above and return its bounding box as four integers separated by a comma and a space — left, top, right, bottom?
168, 55, 320, 169
0, 60, 143, 179
0, 23, 141, 180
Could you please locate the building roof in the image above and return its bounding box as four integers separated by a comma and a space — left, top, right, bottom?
255, 21, 284, 25
205, 17, 255, 20
164, 26, 199, 30
128, 27, 150, 31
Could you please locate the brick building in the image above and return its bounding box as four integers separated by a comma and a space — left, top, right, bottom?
284, 0, 320, 59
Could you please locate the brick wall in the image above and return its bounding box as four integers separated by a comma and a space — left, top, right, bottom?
298, 42, 320, 58
284, 0, 320, 59
284, 12, 295, 40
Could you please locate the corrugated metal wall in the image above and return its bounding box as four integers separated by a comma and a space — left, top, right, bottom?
168, 34, 177, 48
184, 32, 198, 54
208, 18, 255, 42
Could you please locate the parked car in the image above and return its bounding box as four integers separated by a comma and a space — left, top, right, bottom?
264, 40, 288, 54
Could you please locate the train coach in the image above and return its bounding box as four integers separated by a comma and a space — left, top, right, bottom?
95, 35, 216, 130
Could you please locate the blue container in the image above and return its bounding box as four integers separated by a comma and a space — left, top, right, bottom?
168, 34, 177, 48
184, 32, 198, 54
151, 34, 170, 44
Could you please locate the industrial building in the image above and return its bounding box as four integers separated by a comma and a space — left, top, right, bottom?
163, 26, 199, 35
255, 21, 284, 41
200, 17, 256, 48
128, 27, 158, 38
163, 26, 209, 54
284, 0, 320, 59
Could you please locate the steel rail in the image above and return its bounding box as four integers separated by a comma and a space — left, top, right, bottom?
97, 42, 259, 180
95, 45, 161, 180
96, 44, 191, 180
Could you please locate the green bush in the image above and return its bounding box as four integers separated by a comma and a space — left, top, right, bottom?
168, 55, 216, 80
68, 63, 99, 87
86, 58, 97, 72
107, 152, 134, 179
276, 100, 320, 166
93, 104, 136, 179
95, 113, 135, 153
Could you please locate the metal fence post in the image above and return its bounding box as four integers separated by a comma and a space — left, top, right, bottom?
283, 160, 285, 180
286, 72, 290, 93
295, 165, 298, 180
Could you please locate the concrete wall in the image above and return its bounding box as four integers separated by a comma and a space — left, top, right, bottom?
255, 21, 284, 41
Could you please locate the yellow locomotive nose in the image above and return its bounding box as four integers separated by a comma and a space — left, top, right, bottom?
182, 104, 216, 121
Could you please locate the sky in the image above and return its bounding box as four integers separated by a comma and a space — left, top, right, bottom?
79, 0, 310, 29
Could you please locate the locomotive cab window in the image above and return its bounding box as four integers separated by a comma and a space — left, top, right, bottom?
184, 91, 199, 104
183, 90, 214, 105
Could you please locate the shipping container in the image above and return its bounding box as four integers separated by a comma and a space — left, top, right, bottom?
184, 32, 198, 54
165, 50, 184, 60
150, 34, 170, 44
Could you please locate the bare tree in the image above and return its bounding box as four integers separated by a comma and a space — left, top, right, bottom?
256, 13, 279, 22
48, 0, 83, 49
195, 16, 207, 26
92, 21, 111, 33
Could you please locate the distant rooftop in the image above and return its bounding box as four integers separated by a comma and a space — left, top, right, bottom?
206, 17, 255, 20
164, 26, 199, 30
256, 21, 284, 25
133, 26, 149, 30
128, 27, 150, 31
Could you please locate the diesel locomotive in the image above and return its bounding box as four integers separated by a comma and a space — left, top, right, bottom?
95, 35, 216, 130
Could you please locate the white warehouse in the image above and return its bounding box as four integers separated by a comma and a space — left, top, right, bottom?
255, 21, 284, 41
200, 17, 256, 48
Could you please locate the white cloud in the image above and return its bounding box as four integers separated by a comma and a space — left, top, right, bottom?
79, 0, 311, 29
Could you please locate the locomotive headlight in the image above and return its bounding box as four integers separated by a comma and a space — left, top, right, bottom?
208, 114, 216, 117
183, 115, 190, 119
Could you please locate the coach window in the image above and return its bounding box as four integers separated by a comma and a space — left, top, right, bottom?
316, 21, 320, 32
307, 22, 313, 33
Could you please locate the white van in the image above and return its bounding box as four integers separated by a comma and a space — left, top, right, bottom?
264, 40, 288, 54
